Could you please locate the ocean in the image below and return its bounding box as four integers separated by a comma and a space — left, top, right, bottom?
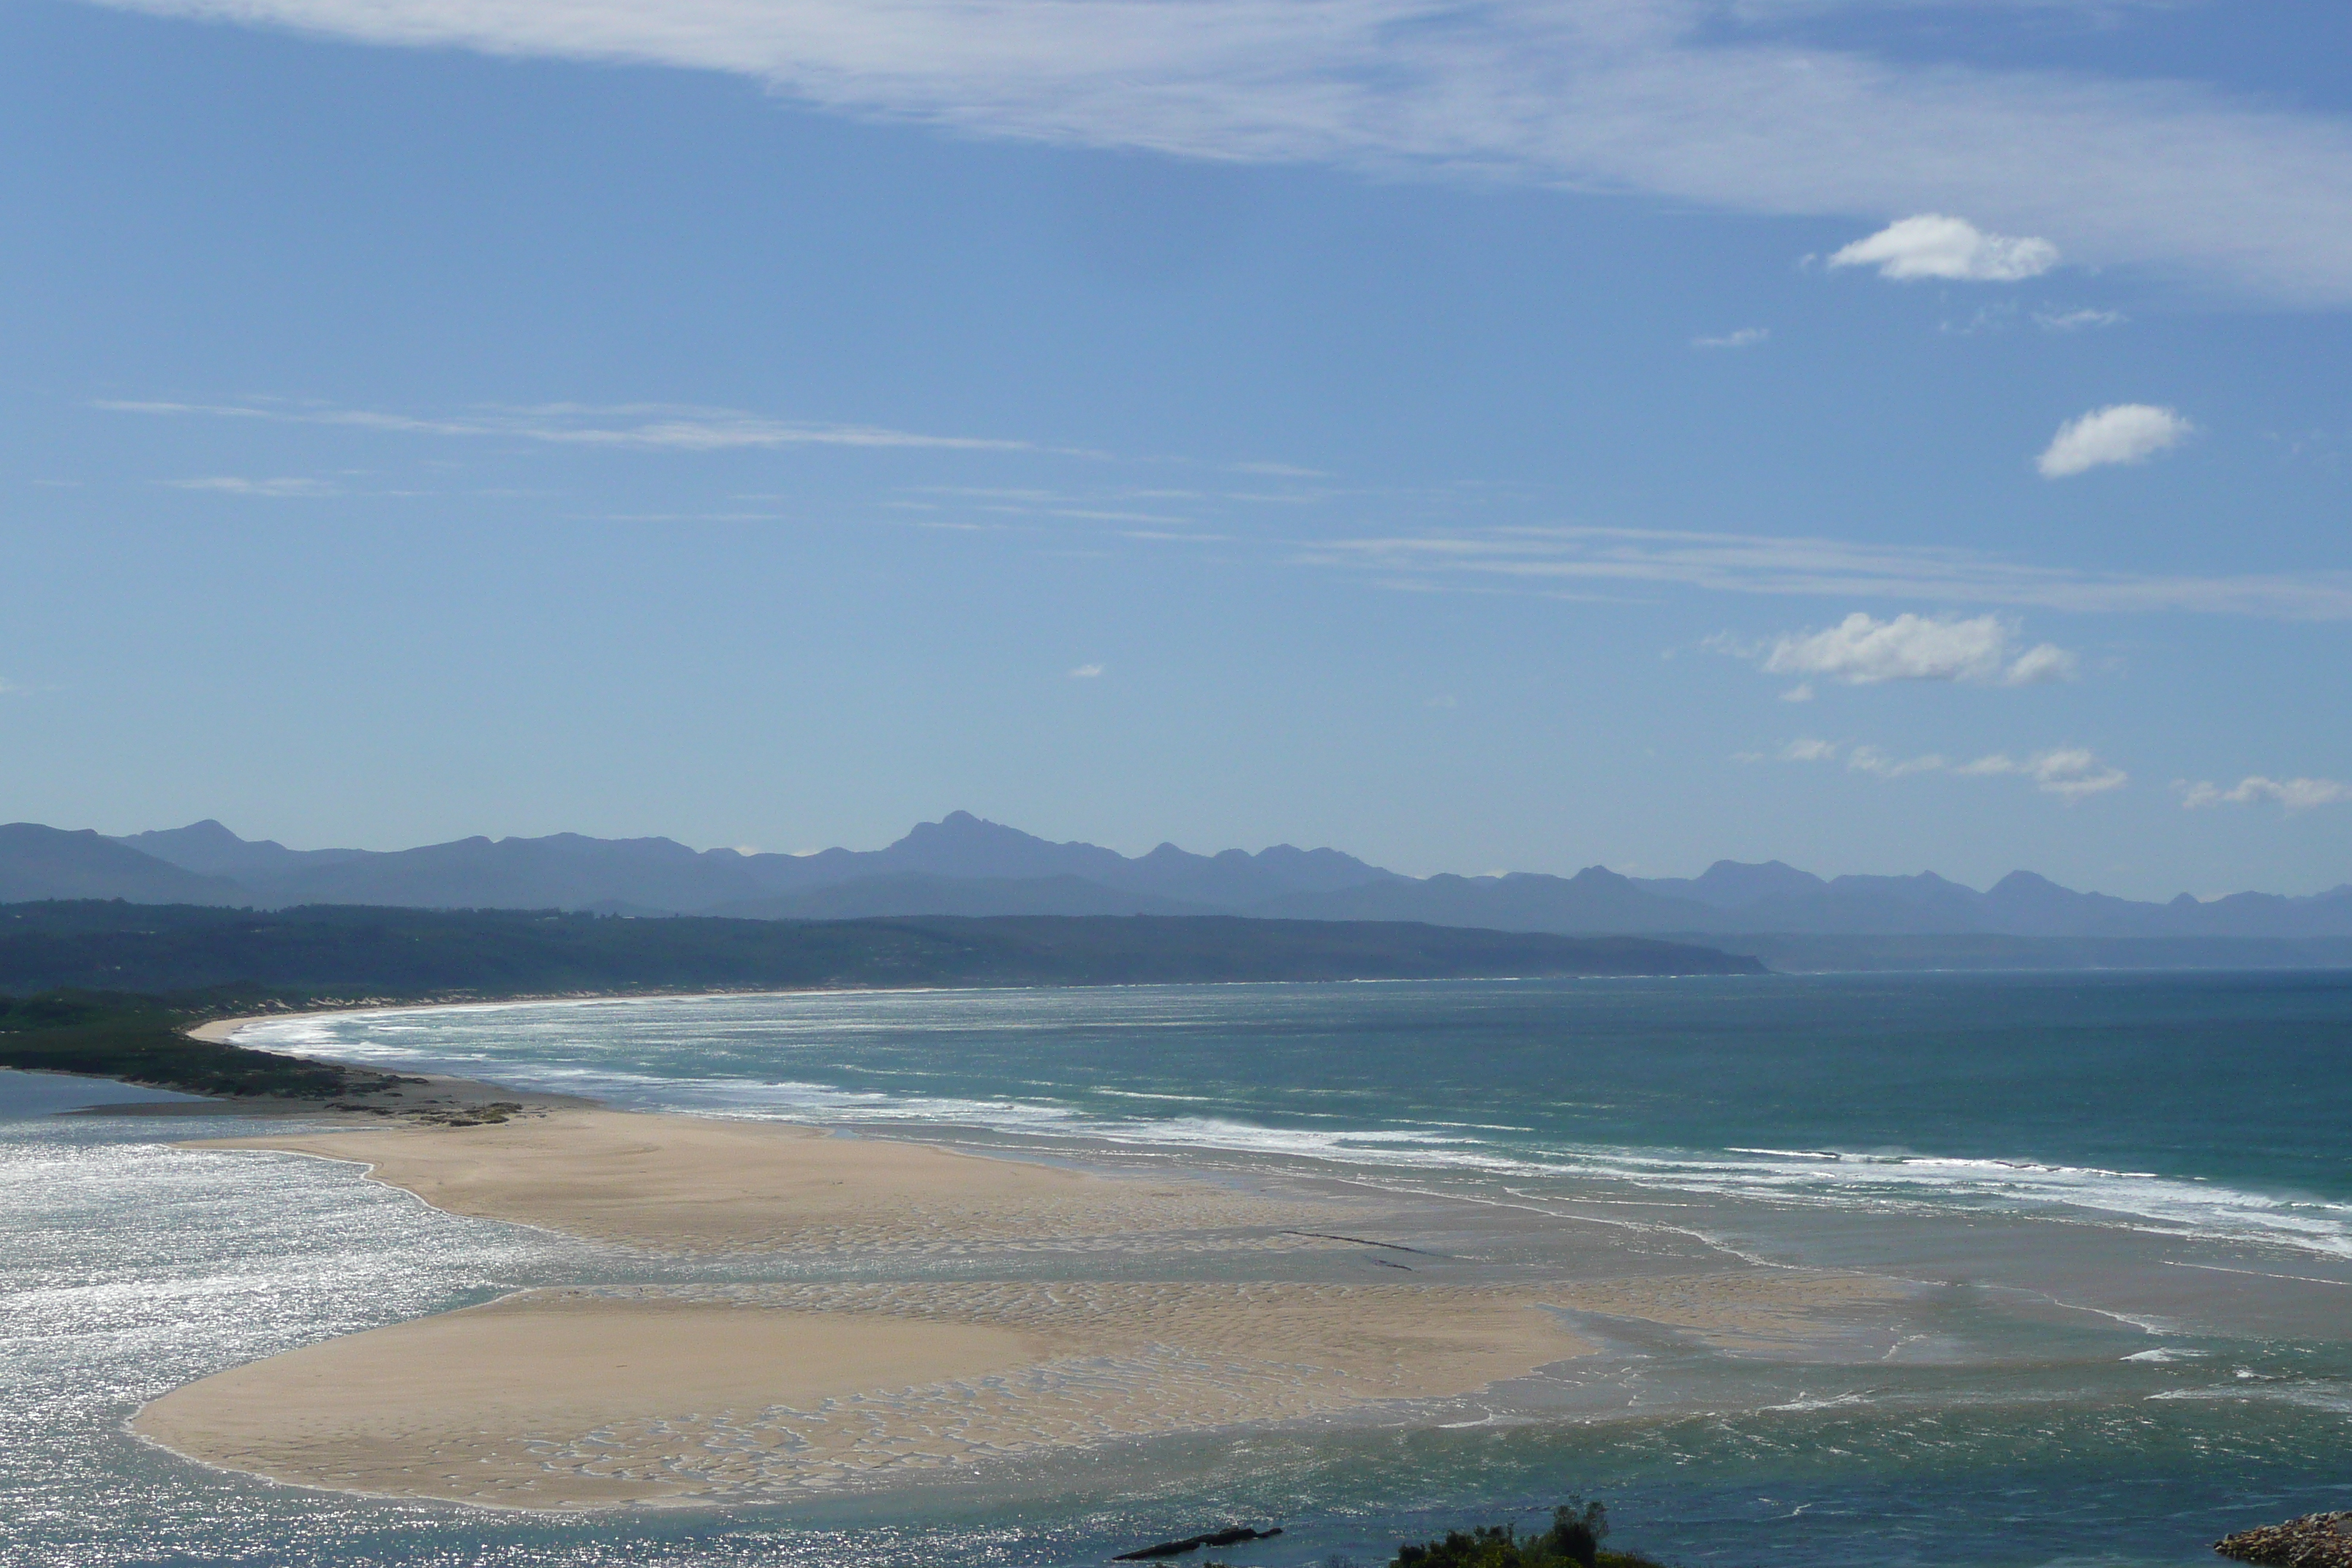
4, 971, 2348, 1566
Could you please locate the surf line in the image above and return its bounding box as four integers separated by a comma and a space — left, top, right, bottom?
2163, 1261, 2351, 1287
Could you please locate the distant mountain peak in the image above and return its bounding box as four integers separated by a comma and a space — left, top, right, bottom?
18, 812, 2351, 944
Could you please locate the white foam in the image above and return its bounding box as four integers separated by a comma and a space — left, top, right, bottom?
1763, 1392, 1875, 1412
259, 998, 2352, 1262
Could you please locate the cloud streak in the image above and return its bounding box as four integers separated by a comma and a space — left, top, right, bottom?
1310, 525, 2352, 620
102, 399, 1061, 454
1953, 747, 2128, 801
2181, 774, 2352, 810
86, 0, 2352, 302
1759, 736, 2126, 799
162, 475, 342, 496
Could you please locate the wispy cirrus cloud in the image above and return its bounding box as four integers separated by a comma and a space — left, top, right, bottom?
1307, 525, 2352, 620
1846, 743, 1949, 778
1953, 746, 2128, 800
2034, 306, 2126, 331
101, 399, 1066, 455
1753, 736, 2126, 799
162, 475, 342, 497
83, 0, 2352, 302
1692, 326, 1770, 349
2180, 774, 2352, 810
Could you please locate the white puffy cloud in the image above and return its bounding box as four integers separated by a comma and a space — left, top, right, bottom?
2181, 775, 2352, 810
2037, 404, 2193, 478
1828, 214, 2059, 281
1068, 663, 1106, 678
81, 0, 2352, 303
1755, 612, 2076, 686
1956, 747, 2128, 800
1693, 327, 1770, 349
1781, 737, 1839, 761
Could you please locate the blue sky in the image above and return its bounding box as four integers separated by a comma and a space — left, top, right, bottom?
4, 0, 2350, 897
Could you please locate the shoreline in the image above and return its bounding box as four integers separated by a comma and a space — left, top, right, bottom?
124, 1018, 1905, 1510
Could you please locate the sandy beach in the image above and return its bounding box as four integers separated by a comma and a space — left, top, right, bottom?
134, 1096, 1901, 1509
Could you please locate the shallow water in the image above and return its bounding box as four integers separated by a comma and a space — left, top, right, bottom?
4, 973, 2348, 1565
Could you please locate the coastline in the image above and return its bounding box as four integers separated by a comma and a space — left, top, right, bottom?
126, 1004, 1904, 1509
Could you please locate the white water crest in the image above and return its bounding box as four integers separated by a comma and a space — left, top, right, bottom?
242, 991, 2352, 1262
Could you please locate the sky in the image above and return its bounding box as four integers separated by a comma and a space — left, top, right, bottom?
4, 0, 2350, 898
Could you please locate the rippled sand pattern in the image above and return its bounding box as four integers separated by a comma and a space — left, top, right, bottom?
192, 1110, 1351, 1259
135, 1280, 1597, 1507
139, 1109, 1916, 1509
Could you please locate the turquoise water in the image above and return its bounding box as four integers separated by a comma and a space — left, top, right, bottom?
4, 973, 2349, 1565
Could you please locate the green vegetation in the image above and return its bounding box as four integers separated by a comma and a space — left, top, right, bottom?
0, 900, 1762, 998
0, 902, 1756, 1101
1384, 1504, 1667, 1568
0, 989, 409, 1099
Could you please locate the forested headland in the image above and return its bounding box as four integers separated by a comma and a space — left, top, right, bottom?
0, 902, 1760, 1100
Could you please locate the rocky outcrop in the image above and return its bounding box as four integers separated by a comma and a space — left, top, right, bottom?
2216, 1512, 2352, 1567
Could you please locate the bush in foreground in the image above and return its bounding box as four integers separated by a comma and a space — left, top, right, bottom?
1275, 1502, 1667, 1568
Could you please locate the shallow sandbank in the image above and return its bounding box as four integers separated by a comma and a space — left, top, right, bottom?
187, 1107, 1352, 1256
133, 1281, 1597, 1507
140, 1107, 1901, 1509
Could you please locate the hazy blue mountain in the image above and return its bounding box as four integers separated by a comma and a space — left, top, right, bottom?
246, 833, 772, 913
25, 813, 2352, 946
0, 824, 251, 906
110, 810, 1402, 916
1256, 867, 1719, 933
2146, 883, 2352, 938
1629, 859, 1828, 909
1725, 872, 2002, 935
1091, 840, 1406, 905
770, 812, 1403, 905
711, 874, 1218, 920
108, 820, 369, 879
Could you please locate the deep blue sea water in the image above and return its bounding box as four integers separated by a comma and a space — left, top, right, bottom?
4, 972, 2348, 1567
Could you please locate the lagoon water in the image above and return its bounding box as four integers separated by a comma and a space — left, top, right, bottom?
5, 972, 2349, 1566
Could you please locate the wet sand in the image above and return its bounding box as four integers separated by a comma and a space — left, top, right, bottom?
135, 1106, 1898, 1509
134, 1280, 1599, 1507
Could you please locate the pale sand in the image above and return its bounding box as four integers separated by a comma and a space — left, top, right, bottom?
133, 1281, 1597, 1507
189, 1109, 1347, 1256
186, 1016, 269, 1043
143, 1108, 1901, 1509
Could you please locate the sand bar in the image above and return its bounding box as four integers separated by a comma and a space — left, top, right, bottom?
134, 1280, 1597, 1507
142, 1107, 1899, 1508
189, 1108, 1349, 1256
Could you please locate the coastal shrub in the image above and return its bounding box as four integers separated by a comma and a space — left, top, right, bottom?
1392, 1503, 1662, 1568
0, 988, 389, 1098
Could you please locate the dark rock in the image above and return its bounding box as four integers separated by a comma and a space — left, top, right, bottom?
2216, 1512, 2352, 1567
1112, 1526, 1283, 1559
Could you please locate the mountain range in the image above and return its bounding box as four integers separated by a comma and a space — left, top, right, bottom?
4, 813, 2351, 945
